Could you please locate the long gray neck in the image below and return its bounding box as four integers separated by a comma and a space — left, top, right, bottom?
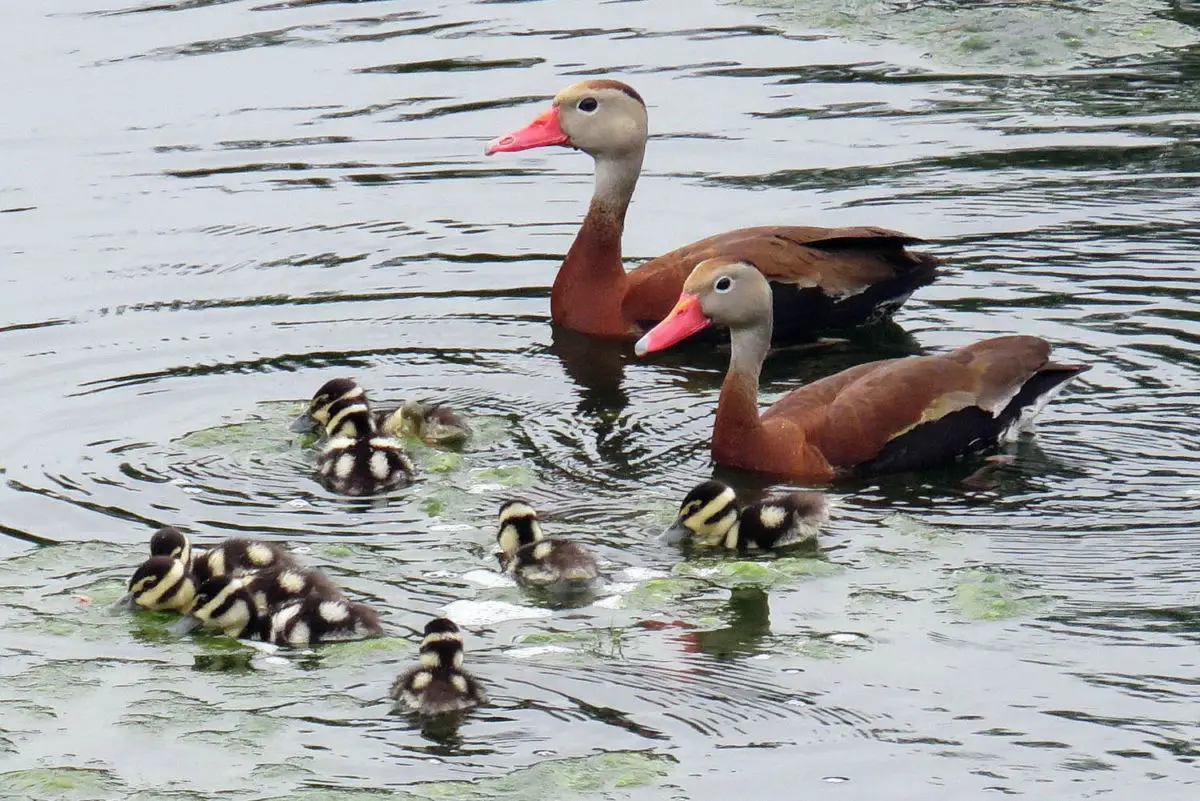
728, 312, 772, 390
590, 147, 645, 222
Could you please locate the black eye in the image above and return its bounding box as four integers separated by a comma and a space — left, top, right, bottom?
578, 97, 598, 113
714, 276, 733, 293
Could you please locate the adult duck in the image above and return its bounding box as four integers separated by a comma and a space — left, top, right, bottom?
634, 258, 1087, 481
485, 79, 939, 342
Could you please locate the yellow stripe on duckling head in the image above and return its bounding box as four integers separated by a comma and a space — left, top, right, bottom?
497, 500, 544, 552
682, 486, 739, 546
134, 558, 187, 610
326, 402, 369, 438
420, 629, 463, 647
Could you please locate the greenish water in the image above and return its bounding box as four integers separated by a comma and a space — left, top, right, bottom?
1, 0, 1198, 798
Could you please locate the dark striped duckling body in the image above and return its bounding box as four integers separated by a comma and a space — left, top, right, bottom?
291, 377, 415, 496
175, 570, 382, 646
664, 479, 828, 552
495, 500, 600, 594
149, 526, 298, 584
391, 617, 487, 716
375, 400, 472, 448
120, 555, 197, 613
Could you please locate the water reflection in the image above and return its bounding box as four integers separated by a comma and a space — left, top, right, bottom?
0, 0, 1198, 797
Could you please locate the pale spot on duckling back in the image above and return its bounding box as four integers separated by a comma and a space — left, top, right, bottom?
318, 600, 350, 623
755, 504, 789, 530
740, 491, 829, 550
245, 543, 275, 567
277, 570, 308, 595
205, 549, 227, 579
368, 450, 391, 480
334, 453, 356, 481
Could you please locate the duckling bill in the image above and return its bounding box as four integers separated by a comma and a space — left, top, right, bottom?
495, 500, 600, 595
664, 479, 828, 552
293, 377, 415, 496
391, 617, 486, 716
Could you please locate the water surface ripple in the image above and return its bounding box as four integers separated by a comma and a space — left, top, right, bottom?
1, 0, 1198, 798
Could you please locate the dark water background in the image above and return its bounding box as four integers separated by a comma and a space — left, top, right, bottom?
1, 0, 1198, 798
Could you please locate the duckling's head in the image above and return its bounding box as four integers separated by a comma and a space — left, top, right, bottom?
739, 492, 829, 551
662, 480, 740, 547
149, 526, 192, 564
496, 500, 544, 564
173, 575, 256, 638
396, 400, 427, 435
291, 377, 371, 438
417, 617, 466, 670
119, 556, 197, 612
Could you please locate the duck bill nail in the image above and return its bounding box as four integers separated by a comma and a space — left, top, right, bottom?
111, 592, 136, 612
289, 414, 317, 433
168, 616, 202, 636
658, 520, 692, 545
634, 295, 711, 357
485, 107, 568, 155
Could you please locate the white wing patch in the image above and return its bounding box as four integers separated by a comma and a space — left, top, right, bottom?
335, 453, 356, 480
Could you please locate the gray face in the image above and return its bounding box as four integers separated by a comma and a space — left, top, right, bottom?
556, 87, 648, 158
690, 262, 774, 331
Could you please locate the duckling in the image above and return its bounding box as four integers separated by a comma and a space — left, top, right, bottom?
375, 400, 472, 448
390, 617, 487, 716
174, 571, 382, 646
495, 500, 600, 593
663, 479, 828, 552
117, 556, 198, 613
148, 526, 299, 583
178, 563, 341, 624
291, 377, 415, 496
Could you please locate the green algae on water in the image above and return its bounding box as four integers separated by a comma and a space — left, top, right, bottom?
258, 749, 675, 801
471, 464, 535, 487
0, 767, 125, 800
881, 513, 958, 544
951, 567, 1053, 621
672, 555, 839, 589
738, 0, 1200, 70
